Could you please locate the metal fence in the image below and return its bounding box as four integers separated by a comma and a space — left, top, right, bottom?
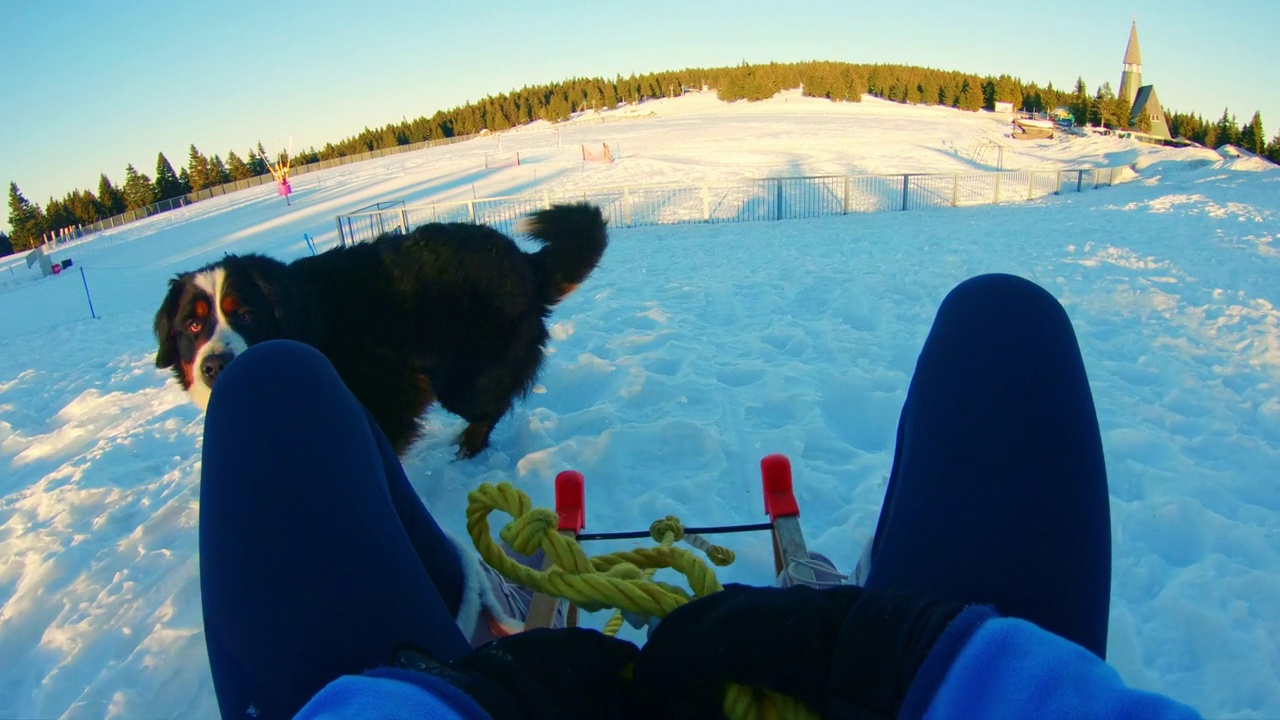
334, 166, 1127, 246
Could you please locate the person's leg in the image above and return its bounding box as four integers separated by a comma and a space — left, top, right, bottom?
863, 274, 1111, 658
200, 340, 472, 719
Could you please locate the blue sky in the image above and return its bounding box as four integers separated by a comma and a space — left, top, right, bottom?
2, 0, 1277, 233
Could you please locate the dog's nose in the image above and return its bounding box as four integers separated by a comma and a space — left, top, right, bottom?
200, 352, 235, 386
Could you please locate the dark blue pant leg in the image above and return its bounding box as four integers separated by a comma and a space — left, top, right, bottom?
200, 340, 472, 719
864, 274, 1111, 658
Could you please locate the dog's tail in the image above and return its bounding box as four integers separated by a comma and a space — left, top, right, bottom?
519, 203, 608, 307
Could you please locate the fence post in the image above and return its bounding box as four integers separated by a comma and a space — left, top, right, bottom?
843, 176, 851, 214
468, 201, 476, 223
544, 191, 551, 209
702, 183, 710, 222
775, 180, 783, 220
1027, 172, 1035, 200
1077, 170, 1084, 192
993, 172, 1002, 203
399, 208, 410, 235
335, 218, 345, 246
951, 174, 959, 207
901, 175, 910, 211
624, 186, 632, 227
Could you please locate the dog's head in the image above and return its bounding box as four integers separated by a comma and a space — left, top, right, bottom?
153, 254, 305, 409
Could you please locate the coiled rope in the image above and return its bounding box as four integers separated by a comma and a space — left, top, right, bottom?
466, 481, 818, 720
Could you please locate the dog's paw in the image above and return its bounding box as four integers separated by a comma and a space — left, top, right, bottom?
455, 422, 494, 460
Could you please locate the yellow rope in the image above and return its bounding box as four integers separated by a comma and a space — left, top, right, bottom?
466, 483, 721, 615
465, 481, 820, 720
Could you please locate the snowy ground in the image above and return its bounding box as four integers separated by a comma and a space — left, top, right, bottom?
1, 91, 1277, 718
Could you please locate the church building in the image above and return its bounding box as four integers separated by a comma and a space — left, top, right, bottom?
1118, 21, 1171, 139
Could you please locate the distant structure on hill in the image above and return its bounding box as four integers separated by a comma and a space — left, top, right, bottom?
1118, 20, 1171, 139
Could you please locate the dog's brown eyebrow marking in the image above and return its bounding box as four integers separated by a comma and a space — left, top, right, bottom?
195, 300, 210, 318
220, 295, 239, 314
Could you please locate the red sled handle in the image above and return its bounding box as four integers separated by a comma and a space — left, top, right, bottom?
554, 470, 586, 532
761, 453, 799, 521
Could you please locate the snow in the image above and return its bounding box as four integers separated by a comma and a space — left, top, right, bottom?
1, 90, 1277, 718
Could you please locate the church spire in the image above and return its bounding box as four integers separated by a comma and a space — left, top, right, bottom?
1123, 19, 1142, 66
1119, 19, 1143, 107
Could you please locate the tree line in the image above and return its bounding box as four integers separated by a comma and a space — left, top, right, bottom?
6, 61, 1279, 253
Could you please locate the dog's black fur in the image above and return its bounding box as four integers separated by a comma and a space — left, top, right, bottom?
153, 203, 608, 457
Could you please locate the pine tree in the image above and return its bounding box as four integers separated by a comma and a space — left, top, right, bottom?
187, 144, 212, 192
1178, 112, 1212, 145
801, 66, 831, 100
1133, 108, 1152, 133
7, 182, 47, 250
155, 152, 185, 201
993, 75, 1022, 109
209, 155, 231, 186
1091, 83, 1129, 129
226, 151, 253, 181
45, 197, 73, 234
97, 174, 126, 217
1069, 78, 1091, 127
841, 67, 866, 102
247, 147, 269, 176
65, 189, 100, 225
1239, 111, 1264, 155
1203, 124, 1219, 150
1112, 96, 1133, 130
1215, 109, 1240, 148
1266, 131, 1280, 164
958, 77, 984, 111
123, 164, 157, 211
919, 76, 940, 106
1039, 81, 1061, 114
717, 71, 742, 102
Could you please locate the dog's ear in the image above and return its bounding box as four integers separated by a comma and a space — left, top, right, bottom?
153, 277, 185, 368
246, 256, 322, 343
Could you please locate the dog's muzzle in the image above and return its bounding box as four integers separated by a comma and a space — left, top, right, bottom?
200, 351, 235, 387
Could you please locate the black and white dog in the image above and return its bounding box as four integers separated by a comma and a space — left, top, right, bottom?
153, 203, 608, 458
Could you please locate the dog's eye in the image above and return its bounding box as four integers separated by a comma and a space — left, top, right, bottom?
238, 309, 253, 324
186, 319, 202, 333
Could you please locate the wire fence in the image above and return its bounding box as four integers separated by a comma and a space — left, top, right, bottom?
334, 166, 1128, 245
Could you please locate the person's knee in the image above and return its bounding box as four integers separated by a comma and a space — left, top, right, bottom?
940, 274, 1071, 330
207, 340, 342, 416
948, 273, 1056, 304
